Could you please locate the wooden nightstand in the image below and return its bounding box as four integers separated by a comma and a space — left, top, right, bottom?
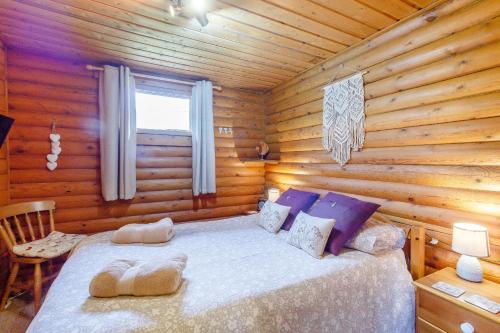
413, 267, 500, 333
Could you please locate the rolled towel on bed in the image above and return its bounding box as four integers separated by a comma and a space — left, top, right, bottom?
111, 218, 175, 244
89, 253, 187, 297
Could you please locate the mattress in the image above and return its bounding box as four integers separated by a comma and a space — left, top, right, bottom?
28, 214, 415, 333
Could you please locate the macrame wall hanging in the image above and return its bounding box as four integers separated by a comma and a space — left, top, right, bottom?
322, 72, 365, 166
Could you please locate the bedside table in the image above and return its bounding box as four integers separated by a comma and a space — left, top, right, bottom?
413, 267, 499, 333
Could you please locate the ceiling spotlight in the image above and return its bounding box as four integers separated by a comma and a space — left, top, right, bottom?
168, 0, 182, 17
196, 13, 209, 27
169, 4, 176, 17
190, 0, 207, 13
167, 0, 209, 26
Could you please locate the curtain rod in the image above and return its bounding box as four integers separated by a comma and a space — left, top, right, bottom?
86, 65, 222, 91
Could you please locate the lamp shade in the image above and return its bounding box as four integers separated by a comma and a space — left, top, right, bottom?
267, 188, 280, 202
452, 223, 490, 258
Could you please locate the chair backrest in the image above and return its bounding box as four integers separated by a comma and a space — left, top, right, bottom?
0, 201, 56, 255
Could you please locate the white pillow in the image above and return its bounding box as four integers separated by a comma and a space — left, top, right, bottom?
345, 218, 406, 254
287, 211, 336, 258
258, 200, 291, 233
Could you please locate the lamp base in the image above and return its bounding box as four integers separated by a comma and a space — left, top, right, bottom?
456, 255, 483, 282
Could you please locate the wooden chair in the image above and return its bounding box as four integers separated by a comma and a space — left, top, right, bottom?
0, 201, 60, 312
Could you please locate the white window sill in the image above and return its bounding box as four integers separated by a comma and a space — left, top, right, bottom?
137, 128, 192, 136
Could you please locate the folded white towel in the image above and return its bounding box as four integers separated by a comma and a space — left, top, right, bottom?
89, 253, 187, 297
111, 218, 175, 244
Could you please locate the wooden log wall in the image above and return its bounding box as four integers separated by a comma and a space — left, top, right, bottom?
0, 40, 9, 297
265, 0, 500, 281
0, 41, 8, 205
6, 50, 265, 234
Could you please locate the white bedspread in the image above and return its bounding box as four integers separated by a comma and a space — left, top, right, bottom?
28, 214, 415, 333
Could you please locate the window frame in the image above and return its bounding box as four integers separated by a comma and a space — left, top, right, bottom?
134, 80, 192, 134
136, 128, 192, 137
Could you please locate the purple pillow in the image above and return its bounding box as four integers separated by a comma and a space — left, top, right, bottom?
275, 188, 320, 230
308, 192, 380, 255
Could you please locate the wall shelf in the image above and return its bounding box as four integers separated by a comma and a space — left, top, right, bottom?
241, 159, 279, 167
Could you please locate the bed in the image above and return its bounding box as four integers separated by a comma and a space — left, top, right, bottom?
27, 214, 416, 333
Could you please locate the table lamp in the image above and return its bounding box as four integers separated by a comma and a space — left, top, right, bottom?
267, 188, 280, 202
452, 223, 490, 282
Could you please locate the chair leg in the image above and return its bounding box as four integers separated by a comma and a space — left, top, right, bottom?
1, 262, 19, 310
48, 259, 54, 275
34, 263, 42, 313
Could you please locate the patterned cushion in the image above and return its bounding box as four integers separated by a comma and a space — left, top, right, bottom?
258, 201, 291, 233
287, 211, 336, 258
345, 218, 406, 255
275, 188, 320, 231
13, 231, 87, 259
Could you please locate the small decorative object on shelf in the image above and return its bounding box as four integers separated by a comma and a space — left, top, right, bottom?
464, 295, 500, 314
452, 223, 490, 282
463, 294, 500, 314
255, 141, 269, 160
431, 281, 466, 297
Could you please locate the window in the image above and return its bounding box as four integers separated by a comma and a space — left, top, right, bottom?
135, 92, 190, 132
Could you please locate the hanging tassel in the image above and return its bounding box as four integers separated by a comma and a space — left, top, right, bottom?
350, 117, 365, 151
332, 139, 351, 167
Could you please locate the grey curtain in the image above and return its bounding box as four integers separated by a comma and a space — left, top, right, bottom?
99, 65, 137, 201
190, 80, 216, 196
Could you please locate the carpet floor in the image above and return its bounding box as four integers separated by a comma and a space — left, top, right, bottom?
0, 293, 36, 333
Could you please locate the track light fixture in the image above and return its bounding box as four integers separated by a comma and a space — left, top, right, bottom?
195, 13, 209, 27
168, 0, 210, 27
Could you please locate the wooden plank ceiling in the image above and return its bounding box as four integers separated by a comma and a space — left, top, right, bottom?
0, 0, 437, 91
